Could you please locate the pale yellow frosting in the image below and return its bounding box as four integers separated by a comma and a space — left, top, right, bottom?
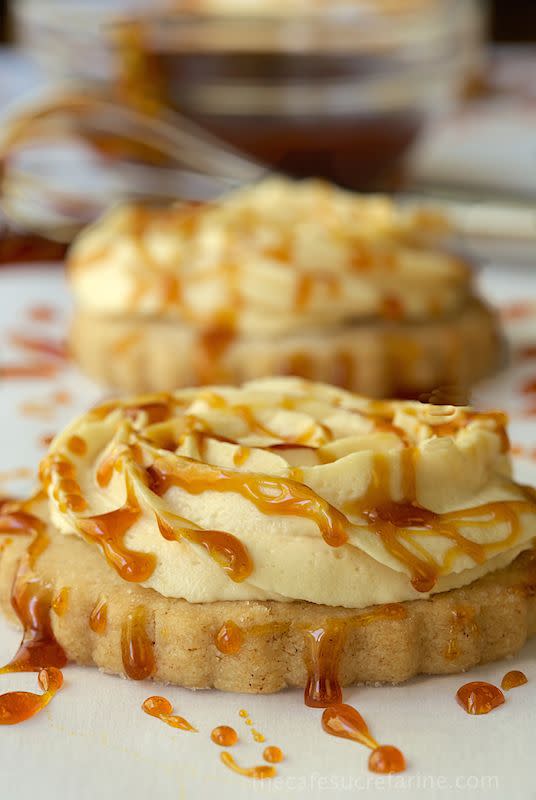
68, 178, 467, 336
42, 378, 536, 609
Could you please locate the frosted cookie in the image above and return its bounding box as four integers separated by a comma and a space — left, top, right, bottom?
67, 178, 501, 397
1, 378, 535, 696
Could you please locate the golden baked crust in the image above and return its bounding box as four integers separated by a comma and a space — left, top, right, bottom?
1, 527, 534, 693
70, 297, 501, 396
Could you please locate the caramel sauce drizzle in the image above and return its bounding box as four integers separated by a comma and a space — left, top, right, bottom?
41, 454, 88, 514
142, 696, 197, 731
96, 449, 123, 489
211, 725, 238, 746
0, 508, 44, 538
156, 513, 252, 583
501, 670, 527, 691
233, 446, 251, 467
295, 274, 314, 311
304, 604, 406, 708
0, 667, 63, 726
456, 681, 505, 715
322, 704, 406, 774
148, 457, 348, 548
348, 449, 534, 593
215, 620, 243, 654
188, 390, 331, 447
220, 752, 276, 780
121, 606, 155, 681
79, 475, 155, 583
89, 599, 108, 635
2, 571, 67, 675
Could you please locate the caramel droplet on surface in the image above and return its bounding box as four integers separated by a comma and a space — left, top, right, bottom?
252, 729, 265, 743
1, 564, 67, 674
220, 752, 276, 780
368, 745, 406, 774
51, 587, 69, 617
215, 621, 243, 655
501, 670, 527, 691
263, 746, 284, 764
142, 696, 197, 731
456, 681, 505, 715
238, 709, 249, 718
211, 725, 238, 746
121, 606, 155, 681
0, 667, 63, 726
89, 599, 108, 635
321, 704, 378, 750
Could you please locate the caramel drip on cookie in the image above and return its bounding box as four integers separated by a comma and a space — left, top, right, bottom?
215, 620, 244, 654
89, 599, 108, 635
348, 451, 534, 593
430, 411, 509, 453
186, 391, 330, 447
233, 446, 251, 467
79, 475, 156, 583
41, 454, 87, 513
67, 435, 87, 456
304, 623, 344, 708
0, 509, 44, 537
1, 573, 66, 674
121, 606, 155, 681
195, 315, 237, 386
331, 350, 356, 391
51, 587, 70, 617
148, 458, 348, 548
303, 604, 406, 708
444, 605, 478, 661
156, 515, 253, 583
281, 352, 315, 381
0, 506, 67, 676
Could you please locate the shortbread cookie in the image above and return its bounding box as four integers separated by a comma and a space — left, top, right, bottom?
70, 297, 500, 396
68, 178, 502, 396
0, 528, 535, 693
1, 378, 534, 693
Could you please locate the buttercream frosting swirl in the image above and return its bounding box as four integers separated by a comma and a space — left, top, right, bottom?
41, 378, 536, 608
